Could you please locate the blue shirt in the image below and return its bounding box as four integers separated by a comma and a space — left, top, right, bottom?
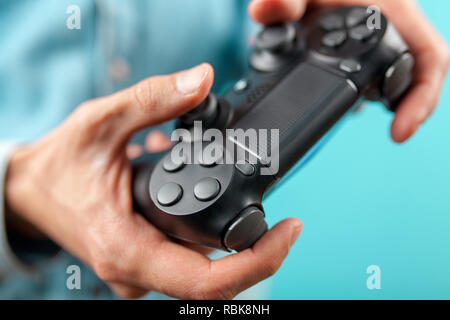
0, 0, 262, 299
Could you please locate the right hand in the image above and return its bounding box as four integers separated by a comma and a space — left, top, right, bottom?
248, 0, 450, 143
5, 63, 303, 299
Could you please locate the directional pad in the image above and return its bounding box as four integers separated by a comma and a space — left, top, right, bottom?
319, 7, 381, 52
349, 24, 375, 41
322, 30, 347, 48
346, 7, 370, 28
319, 14, 345, 31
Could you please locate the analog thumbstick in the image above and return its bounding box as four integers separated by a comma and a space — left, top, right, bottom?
256, 23, 297, 53
251, 23, 299, 72
177, 94, 233, 131
179, 94, 219, 128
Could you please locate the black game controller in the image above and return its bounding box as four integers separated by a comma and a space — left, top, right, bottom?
132, 6, 414, 252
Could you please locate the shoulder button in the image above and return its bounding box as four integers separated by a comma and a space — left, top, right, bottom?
223, 207, 268, 252
382, 53, 415, 110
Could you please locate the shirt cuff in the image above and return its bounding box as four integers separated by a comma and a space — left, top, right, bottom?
0, 141, 33, 275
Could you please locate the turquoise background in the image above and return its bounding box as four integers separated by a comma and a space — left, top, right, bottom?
265, 0, 450, 300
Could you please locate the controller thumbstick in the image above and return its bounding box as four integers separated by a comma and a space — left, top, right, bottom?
256, 23, 297, 53
179, 94, 219, 128
251, 23, 299, 72
177, 94, 233, 131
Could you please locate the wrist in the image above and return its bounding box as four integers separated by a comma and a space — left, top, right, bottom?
5, 146, 44, 239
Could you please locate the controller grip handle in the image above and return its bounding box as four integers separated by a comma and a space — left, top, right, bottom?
132, 163, 155, 214
131, 151, 167, 213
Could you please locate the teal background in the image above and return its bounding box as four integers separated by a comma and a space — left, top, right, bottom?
265, 0, 450, 300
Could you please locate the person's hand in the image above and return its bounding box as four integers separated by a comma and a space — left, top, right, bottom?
248, 0, 450, 143
4, 63, 303, 299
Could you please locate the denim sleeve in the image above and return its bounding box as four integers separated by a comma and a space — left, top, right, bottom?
0, 141, 33, 275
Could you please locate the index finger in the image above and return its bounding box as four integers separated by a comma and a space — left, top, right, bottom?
381, 1, 450, 142
248, 0, 308, 24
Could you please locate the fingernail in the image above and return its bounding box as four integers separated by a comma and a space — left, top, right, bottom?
290, 224, 302, 248
176, 64, 208, 95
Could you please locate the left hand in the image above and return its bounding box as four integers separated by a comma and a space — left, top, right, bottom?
6, 64, 302, 300
248, 0, 450, 143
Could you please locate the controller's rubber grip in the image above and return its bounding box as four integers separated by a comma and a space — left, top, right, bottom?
132, 162, 154, 213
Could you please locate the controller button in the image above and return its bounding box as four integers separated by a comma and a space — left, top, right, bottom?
259, 157, 272, 167
199, 148, 223, 167
256, 23, 296, 52
235, 162, 255, 177
339, 59, 362, 73
194, 178, 221, 202
321, 30, 347, 48
346, 7, 369, 28
382, 53, 415, 110
233, 79, 250, 94
224, 207, 268, 252
162, 155, 186, 173
319, 14, 345, 31
349, 25, 374, 41
157, 183, 183, 206
179, 94, 219, 128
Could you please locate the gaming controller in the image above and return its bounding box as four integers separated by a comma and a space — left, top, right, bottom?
132, 6, 414, 251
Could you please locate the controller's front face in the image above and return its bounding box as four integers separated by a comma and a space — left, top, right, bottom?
132, 6, 414, 252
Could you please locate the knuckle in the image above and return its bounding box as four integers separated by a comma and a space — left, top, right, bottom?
116, 292, 134, 300
93, 258, 119, 282
433, 41, 450, 69
133, 78, 158, 113
77, 100, 92, 112
261, 260, 281, 278
70, 101, 95, 129
190, 282, 232, 300
89, 238, 122, 283
186, 270, 234, 300
115, 289, 146, 300
444, 46, 450, 69
72, 98, 115, 142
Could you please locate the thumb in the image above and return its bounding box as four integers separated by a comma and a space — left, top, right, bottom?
75, 63, 214, 146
